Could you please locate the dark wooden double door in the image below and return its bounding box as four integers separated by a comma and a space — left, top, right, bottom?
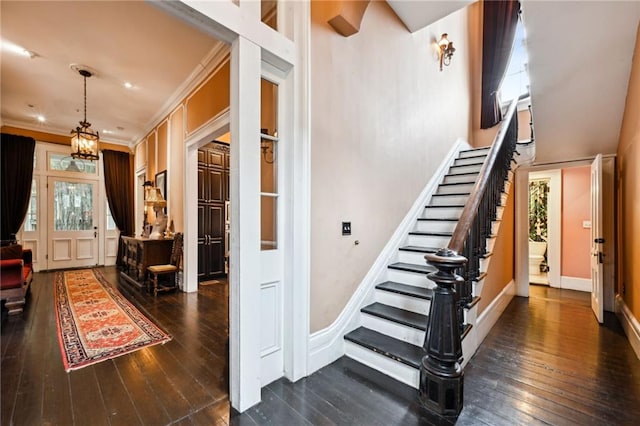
198, 142, 229, 280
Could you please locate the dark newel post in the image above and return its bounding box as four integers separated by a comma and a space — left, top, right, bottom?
420, 248, 466, 416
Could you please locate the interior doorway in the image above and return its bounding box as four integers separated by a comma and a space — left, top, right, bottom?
528, 176, 550, 285
198, 139, 230, 283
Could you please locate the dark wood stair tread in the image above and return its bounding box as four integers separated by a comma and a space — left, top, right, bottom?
399, 245, 439, 253
450, 162, 484, 168
455, 153, 487, 160
459, 146, 490, 154
361, 302, 428, 330
445, 171, 479, 177
439, 181, 477, 186
424, 204, 465, 208
408, 231, 452, 237
388, 262, 436, 274
375, 281, 433, 300
344, 327, 424, 369
432, 192, 470, 197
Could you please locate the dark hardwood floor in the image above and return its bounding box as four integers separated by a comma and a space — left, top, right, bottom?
2, 271, 640, 425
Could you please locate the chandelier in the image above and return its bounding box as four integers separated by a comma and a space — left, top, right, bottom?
70, 67, 99, 161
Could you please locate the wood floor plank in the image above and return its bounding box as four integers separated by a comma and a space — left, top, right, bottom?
93, 360, 144, 426
68, 367, 110, 426
112, 354, 173, 425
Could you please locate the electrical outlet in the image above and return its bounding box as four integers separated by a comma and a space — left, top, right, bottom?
342, 222, 351, 236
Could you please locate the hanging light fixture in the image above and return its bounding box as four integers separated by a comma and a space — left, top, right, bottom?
70, 67, 99, 161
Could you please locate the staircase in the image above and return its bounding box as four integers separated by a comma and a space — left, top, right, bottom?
343, 145, 498, 388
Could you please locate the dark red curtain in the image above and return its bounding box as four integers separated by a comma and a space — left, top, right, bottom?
102, 149, 134, 266
481, 0, 520, 129
1, 133, 36, 243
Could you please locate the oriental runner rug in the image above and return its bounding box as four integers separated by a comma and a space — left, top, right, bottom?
54, 269, 171, 371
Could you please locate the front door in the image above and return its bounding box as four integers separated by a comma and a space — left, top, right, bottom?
47, 176, 99, 269
590, 154, 604, 323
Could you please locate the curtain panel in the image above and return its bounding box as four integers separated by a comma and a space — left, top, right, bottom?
1, 133, 36, 243
481, 0, 520, 129
102, 149, 134, 266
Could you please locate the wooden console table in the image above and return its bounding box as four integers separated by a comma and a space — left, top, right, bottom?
120, 236, 173, 290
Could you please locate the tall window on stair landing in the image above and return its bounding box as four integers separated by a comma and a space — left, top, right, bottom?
500, 11, 531, 103
261, 78, 278, 250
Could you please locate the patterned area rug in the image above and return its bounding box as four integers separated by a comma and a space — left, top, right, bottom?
54, 269, 171, 371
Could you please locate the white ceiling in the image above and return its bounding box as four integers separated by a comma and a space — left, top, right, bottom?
388, 0, 640, 164
1, 1, 223, 146
386, 0, 474, 33
521, 1, 640, 163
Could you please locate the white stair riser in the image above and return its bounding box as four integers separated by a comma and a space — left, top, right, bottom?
398, 250, 434, 265
408, 234, 450, 248
361, 313, 426, 347
442, 173, 479, 184
449, 163, 483, 174
375, 289, 430, 315
415, 220, 457, 233
387, 269, 435, 287
459, 148, 490, 159
429, 194, 468, 206
437, 183, 476, 194
460, 329, 476, 369
344, 341, 419, 389
423, 206, 464, 218
454, 156, 487, 166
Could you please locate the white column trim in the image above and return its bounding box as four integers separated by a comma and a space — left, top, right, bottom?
229, 35, 262, 412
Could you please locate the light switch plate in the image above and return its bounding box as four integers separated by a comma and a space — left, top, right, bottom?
583, 220, 592, 229
342, 222, 351, 235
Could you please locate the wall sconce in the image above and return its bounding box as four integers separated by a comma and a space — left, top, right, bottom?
438, 33, 455, 71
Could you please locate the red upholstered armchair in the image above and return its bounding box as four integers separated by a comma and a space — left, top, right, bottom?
0, 244, 33, 315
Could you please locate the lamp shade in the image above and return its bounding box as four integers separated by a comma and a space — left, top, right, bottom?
145, 187, 166, 208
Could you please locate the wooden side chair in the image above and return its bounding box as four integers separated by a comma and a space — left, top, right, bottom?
147, 233, 183, 296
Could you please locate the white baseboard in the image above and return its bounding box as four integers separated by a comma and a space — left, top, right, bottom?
615, 295, 640, 360
561, 276, 591, 292
308, 138, 471, 375
476, 280, 515, 347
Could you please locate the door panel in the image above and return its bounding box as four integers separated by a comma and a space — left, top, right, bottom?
591, 154, 604, 323
47, 177, 98, 269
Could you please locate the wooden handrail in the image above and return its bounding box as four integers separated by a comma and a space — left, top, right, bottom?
448, 100, 519, 254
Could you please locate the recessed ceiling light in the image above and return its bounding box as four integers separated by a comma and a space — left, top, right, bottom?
102, 129, 112, 134
124, 82, 133, 89
2, 40, 38, 58
37, 115, 46, 122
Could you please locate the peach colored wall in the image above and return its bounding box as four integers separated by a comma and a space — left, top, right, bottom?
561, 166, 591, 279
133, 57, 230, 232
156, 120, 168, 173
169, 106, 184, 231
478, 181, 514, 314
310, 1, 475, 332
617, 23, 640, 320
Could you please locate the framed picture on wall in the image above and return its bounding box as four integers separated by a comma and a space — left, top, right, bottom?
155, 170, 167, 212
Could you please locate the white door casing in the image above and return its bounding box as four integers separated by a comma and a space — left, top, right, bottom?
591, 154, 604, 323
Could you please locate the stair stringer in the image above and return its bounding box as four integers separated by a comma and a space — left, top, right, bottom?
307, 138, 472, 375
